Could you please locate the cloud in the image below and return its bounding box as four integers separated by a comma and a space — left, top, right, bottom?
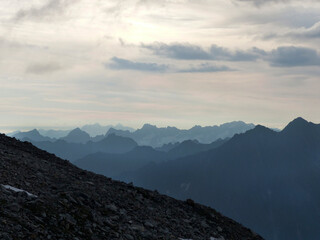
142, 42, 263, 61
142, 43, 211, 60
179, 63, 234, 72
234, 0, 293, 7
26, 62, 64, 74
262, 21, 320, 40
287, 22, 320, 39
107, 57, 234, 73
268, 46, 320, 67
234, 0, 319, 8
142, 42, 320, 68
107, 57, 169, 72
12, 0, 78, 22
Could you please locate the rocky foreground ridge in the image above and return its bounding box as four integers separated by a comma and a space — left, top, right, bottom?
0, 134, 262, 240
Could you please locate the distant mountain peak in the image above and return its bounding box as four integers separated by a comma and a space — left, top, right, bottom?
66, 128, 90, 137
66, 128, 91, 137
70, 127, 83, 133
12, 129, 53, 142
28, 129, 41, 135
254, 124, 271, 131
282, 117, 311, 133
237, 124, 275, 139
61, 128, 91, 144
30, 129, 39, 133
287, 117, 308, 126
141, 123, 157, 129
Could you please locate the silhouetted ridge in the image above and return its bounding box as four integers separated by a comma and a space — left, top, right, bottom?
230, 125, 276, 143
282, 117, 311, 133
251, 125, 275, 134
0, 133, 262, 240
123, 118, 320, 240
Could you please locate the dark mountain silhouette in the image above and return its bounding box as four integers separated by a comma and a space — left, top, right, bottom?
75, 138, 228, 180
106, 121, 254, 147
88, 133, 138, 154
13, 129, 55, 142
31, 134, 138, 162
166, 138, 228, 159
75, 146, 166, 178
122, 118, 320, 240
0, 133, 262, 240
60, 128, 91, 144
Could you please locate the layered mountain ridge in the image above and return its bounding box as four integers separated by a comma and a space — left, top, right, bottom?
0, 133, 262, 240
122, 118, 320, 240
11, 121, 254, 147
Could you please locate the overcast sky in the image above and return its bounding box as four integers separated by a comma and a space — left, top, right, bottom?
0, 0, 319, 131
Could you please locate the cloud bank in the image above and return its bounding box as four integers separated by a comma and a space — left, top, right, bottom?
142, 43, 263, 62
12, 0, 78, 22
108, 57, 169, 72
269, 46, 320, 67
142, 42, 320, 67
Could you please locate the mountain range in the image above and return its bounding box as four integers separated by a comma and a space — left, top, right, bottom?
0, 133, 261, 239
31, 133, 138, 162
12, 129, 55, 142
11, 121, 254, 147
106, 121, 254, 147
9, 123, 135, 140
81, 123, 135, 137
7, 118, 318, 239
119, 117, 320, 240
74, 138, 228, 178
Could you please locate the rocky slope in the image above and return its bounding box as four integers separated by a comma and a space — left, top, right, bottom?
0, 134, 262, 240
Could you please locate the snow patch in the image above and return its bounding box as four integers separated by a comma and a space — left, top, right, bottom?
1, 184, 37, 197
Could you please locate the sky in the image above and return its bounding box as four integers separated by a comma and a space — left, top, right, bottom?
0, 0, 319, 132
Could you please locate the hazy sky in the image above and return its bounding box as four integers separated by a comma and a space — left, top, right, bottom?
0, 0, 319, 131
